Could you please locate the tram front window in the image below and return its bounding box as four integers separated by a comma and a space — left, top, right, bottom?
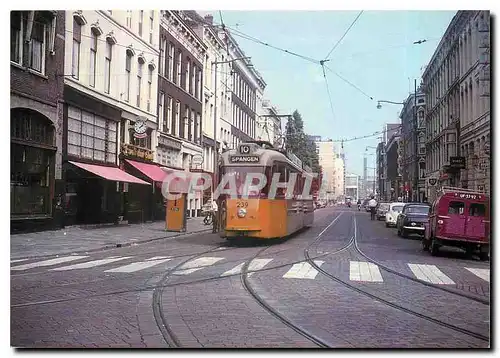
221, 166, 271, 198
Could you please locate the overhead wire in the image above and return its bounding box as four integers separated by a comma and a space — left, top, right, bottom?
324, 10, 364, 60
323, 64, 374, 100
331, 124, 402, 143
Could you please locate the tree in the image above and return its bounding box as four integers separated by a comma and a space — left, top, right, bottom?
285, 110, 321, 173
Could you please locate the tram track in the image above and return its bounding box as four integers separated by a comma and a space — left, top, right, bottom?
351, 216, 490, 305
304, 214, 489, 344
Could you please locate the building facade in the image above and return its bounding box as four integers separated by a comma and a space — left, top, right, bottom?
257, 100, 282, 147
158, 10, 206, 217
386, 131, 402, 201
225, 31, 266, 146
399, 90, 426, 202
62, 10, 160, 225
11, 10, 66, 233
314, 139, 338, 200
423, 10, 490, 201
344, 173, 359, 201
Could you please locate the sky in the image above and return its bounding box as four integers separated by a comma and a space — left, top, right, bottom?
201, 10, 456, 177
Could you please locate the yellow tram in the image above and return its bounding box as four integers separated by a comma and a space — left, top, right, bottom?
218, 141, 315, 240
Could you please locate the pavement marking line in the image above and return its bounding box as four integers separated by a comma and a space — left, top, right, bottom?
50, 257, 132, 271
104, 258, 172, 273
465, 267, 490, 282
282, 261, 324, 279
10, 259, 29, 264
145, 256, 171, 261
173, 257, 224, 275
11, 256, 89, 271
350, 261, 384, 282
221, 263, 245, 277
408, 264, 455, 285
247, 258, 273, 277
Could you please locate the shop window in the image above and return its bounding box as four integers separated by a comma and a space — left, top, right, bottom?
11, 109, 55, 216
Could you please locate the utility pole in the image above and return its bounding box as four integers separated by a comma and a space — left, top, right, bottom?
413, 78, 419, 202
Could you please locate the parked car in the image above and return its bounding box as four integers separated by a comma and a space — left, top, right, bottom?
385, 202, 404, 227
423, 187, 489, 259
396, 203, 431, 238
376, 203, 390, 220
362, 199, 370, 212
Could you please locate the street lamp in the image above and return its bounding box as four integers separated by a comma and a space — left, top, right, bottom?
376, 100, 405, 109
212, 56, 251, 194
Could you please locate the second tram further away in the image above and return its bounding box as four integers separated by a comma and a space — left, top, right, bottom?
218, 141, 315, 241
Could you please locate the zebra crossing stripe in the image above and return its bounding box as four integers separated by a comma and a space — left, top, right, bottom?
104, 258, 172, 273
221, 259, 273, 277
349, 261, 383, 282
465, 267, 490, 282
50, 257, 132, 271
408, 264, 455, 284
11, 259, 29, 264
145, 256, 171, 261
11, 256, 89, 271
221, 263, 245, 277
283, 261, 324, 279
173, 257, 224, 275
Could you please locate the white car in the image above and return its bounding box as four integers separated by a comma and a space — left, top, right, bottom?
385, 202, 405, 228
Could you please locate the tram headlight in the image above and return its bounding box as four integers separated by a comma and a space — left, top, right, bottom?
237, 208, 247, 218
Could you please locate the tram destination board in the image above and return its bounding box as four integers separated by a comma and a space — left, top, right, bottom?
229, 155, 260, 163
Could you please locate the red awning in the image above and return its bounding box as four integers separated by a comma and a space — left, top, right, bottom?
69, 161, 150, 185
126, 159, 169, 182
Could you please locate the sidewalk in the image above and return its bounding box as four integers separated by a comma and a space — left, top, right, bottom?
10, 217, 210, 260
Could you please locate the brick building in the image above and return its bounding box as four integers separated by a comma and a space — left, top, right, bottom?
11, 11, 66, 233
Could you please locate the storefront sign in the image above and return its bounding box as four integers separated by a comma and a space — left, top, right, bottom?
158, 135, 182, 150
449, 156, 466, 169
121, 143, 154, 161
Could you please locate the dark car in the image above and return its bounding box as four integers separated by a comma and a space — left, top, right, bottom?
396, 203, 431, 238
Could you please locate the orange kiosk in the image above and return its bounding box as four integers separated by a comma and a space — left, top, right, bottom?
164, 170, 189, 232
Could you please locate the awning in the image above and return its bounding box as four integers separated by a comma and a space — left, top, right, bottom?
125, 159, 169, 182
69, 161, 150, 185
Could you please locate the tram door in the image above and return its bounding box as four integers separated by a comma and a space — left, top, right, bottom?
166, 193, 187, 232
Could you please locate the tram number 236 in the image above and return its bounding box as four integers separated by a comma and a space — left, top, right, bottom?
236, 201, 249, 208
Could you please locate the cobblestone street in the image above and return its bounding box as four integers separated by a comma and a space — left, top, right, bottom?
11, 207, 490, 348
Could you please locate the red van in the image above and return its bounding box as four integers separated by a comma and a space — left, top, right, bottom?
422, 186, 490, 260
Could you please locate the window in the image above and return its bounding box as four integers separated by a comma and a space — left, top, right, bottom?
197, 67, 202, 100
11, 12, 23, 64
448, 201, 465, 215
186, 59, 190, 93
159, 38, 165, 76
158, 92, 164, 132
104, 41, 112, 94
196, 113, 201, 144
176, 50, 182, 85
174, 101, 180, 136
469, 203, 486, 217
191, 63, 195, 95
149, 11, 154, 44
139, 10, 143, 36
29, 20, 46, 73
166, 97, 172, 134
147, 66, 153, 112
137, 62, 143, 107
126, 10, 132, 28
125, 52, 132, 102
182, 105, 189, 139
67, 106, 117, 164
89, 32, 97, 87
168, 43, 174, 80
71, 19, 81, 79
189, 110, 194, 142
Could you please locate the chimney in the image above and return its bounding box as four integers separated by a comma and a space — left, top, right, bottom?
204, 14, 213, 24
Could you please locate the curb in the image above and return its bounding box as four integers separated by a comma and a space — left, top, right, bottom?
11, 227, 213, 261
